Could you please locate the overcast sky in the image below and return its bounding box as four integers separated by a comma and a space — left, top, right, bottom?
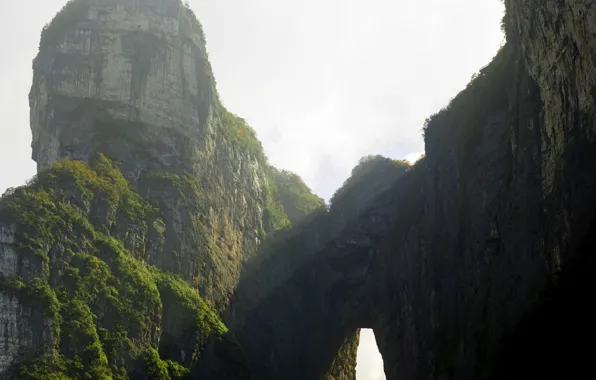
0, 0, 504, 378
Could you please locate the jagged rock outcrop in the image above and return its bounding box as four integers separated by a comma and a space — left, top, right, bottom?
27, 0, 297, 313
0, 0, 321, 377
2, 0, 596, 379
225, 157, 411, 379
0, 156, 250, 379
224, 2, 596, 380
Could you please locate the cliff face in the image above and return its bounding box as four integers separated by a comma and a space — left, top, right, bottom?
0, 157, 238, 378
226, 157, 412, 379
2, 0, 596, 379
26, 0, 300, 313
225, 2, 596, 380
0, 0, 322, 377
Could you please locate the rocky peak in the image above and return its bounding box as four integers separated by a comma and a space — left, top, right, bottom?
0, 1, 325, 377
26, 0, 284, 313
3, 0, 596, 379
30, 0, 218, 175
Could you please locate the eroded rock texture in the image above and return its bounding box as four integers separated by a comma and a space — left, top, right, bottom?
226, 2, 596, 380
27, 0, 296, 314
1, 0, 322, 377
2, 0, 596, 379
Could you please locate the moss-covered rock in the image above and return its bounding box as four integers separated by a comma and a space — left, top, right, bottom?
267, 168, 325, 225
323, 331, 360, 380
0, 156, 251, 378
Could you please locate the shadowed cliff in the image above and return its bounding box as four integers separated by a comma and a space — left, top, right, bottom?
224, 1, 596, 379
1, 0, 323, 378
2, 0, 596, 379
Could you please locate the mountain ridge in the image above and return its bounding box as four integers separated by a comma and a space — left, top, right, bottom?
2, 0, 596, 379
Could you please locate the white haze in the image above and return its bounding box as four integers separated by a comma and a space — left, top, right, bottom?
0, 1, 505, 378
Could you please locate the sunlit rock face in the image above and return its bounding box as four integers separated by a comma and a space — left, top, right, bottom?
26, 0, 277, 314
0, 293, 55, 373
0, 224, 56, 374
29, 0, 215, 175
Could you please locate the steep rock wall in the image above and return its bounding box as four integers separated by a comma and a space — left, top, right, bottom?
1, 0, 322, 376
0, 157, 253, 378
227, 2, 596, 379
226, 158, 412, 379
2, 0, 596, 378
26, 0, 300, 313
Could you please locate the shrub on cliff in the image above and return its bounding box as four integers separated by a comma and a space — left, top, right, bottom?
267, 168, 326, 225
0, 155, 238, 379
220, 107, 267, 163
330, 155, 409, 209
422, 43, 514, 152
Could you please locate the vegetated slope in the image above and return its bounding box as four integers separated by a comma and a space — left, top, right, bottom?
1, 0, 330, 377
27, 0, 324, 317
6, 0, 596, 379
0, 155, 248, 379
225, 156, 412, 380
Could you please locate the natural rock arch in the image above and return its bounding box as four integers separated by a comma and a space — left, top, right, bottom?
222, 5, 596, 373
225, 162, 426, 379
9, 0, 596, 379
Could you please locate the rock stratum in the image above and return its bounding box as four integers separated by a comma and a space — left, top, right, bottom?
2, 0, 596, 379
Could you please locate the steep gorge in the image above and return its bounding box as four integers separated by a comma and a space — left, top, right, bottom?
1, 0, 326, 377
1, 0, 596, 379
227, 1, 596, 379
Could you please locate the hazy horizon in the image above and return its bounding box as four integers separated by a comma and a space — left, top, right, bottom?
0, 1, 505, 378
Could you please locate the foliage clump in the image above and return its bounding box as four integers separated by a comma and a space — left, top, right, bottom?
219, 107, 267, 163
134, 348, 192, 380
330, 155, 410, 209
267, 168, 326, 224
324, 330, 360, 380
150, 268, 228, 366
260, 178, 292, 232
422, 43, 514, 152
0, 155, 232, 379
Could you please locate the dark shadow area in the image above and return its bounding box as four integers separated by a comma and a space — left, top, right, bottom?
490, 217, 596, 379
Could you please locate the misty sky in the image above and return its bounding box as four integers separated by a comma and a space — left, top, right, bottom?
0, 0, 504, 378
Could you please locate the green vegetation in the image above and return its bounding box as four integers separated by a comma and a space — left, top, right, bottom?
219, 107, 267, 163
267, 168, 326, 224
0, 277, 60, 320
260, 177, 292, 232
135, 348, 192, 380
0, 155, 232, 379
422, 43, 514, 153
330, 155, 409, 208
324, 331, 360, 380
151, 269, 228, 367
144, 171, 204, 202
18, 358, 70, 380
152, 269, 227, 337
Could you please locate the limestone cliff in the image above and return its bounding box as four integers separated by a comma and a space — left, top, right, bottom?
224, 1, 596, 379
28, 0, 281, 313
3, 0, 596, 379
225, 156, 411, 379
0, 0, 322, 377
